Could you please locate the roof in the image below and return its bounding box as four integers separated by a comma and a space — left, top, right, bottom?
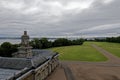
0, 50, 57, 70
0, 57, 32, 70
32, 49, 58, 59
0, 68, 19, 80
0, 50, 58, 80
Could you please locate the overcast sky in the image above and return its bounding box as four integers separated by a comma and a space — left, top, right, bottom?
0, 0, 120, 37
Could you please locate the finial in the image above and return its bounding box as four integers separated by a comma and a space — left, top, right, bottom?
24, 31, 27, 35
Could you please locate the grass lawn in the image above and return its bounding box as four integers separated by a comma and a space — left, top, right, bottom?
91, 42, 120, 58
50, 42, 107, 61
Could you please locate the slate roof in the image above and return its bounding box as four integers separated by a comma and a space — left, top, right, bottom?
32, 49, 58, 67
0, 50, 57, 70
0, 50, 58, 80
0, 57, 32, 70
0, 68, 19, 80
32, 49, 58, 59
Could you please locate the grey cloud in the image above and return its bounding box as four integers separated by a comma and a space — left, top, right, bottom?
0, 0, 119, 37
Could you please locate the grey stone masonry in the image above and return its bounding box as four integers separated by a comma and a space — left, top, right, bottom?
13, 31, 33, 58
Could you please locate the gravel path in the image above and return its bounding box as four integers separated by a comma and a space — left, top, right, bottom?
47, 44, 120, 80
91, 44, 120, 63
62, 61, 120, 80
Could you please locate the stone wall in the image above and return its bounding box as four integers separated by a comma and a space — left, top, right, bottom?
16, 55, 59, 80
35, 56, 59, 80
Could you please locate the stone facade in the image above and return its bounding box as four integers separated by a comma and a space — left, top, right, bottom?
0, 31, 59, 80
13, 31, 33, 58
18, 57, 59, 80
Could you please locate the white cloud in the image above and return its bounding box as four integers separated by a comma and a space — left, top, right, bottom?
102, 0, 114, 4
23, 7, 39, 15
0, 0, 25, 10
65, 0, 95, 10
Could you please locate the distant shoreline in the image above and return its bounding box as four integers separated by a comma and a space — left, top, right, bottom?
0, 37, 58, 40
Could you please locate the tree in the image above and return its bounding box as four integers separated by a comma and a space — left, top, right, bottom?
0, 42, 18, 57
40, 38, 52, 48
71, 38, 84, 45
1, 42, 12, 49
30, 38, 85, 49
106, 36, 120, 43
30, 38, 42, 49
53, 38, 71, 47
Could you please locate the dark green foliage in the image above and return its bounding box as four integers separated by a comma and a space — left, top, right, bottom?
52, 38, 84, 47
71, 39, 84, 45
30, 38, 52, 49
106, 36, 120, 43
30, 38, 42, 49
40, 38, 52, 48
90, 36, 120, 43
30, 38, 84, 49
0, 38, 84, 57
94, 38, 106, 42
53, 38, 71, 47
10, 44, 18, 53
0, 42, 18, 57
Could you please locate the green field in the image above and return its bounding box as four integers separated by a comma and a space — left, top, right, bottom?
50, 42, 107, 61
91, 42, 120, 57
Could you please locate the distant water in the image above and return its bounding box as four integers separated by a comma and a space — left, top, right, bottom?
0, 39, 21, 44
0, 38, 56, 44
0, 38, 77, 44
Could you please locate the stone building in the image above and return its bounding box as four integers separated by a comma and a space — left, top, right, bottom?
13, 31, 33, 58
0, 31, 59, 80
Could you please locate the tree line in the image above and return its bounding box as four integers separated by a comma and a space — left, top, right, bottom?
106, 36, 120, 43
0, 38, 84, 57
94, 36, 120, 43
0, 36, 119, 57
30, 38, 85, 49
